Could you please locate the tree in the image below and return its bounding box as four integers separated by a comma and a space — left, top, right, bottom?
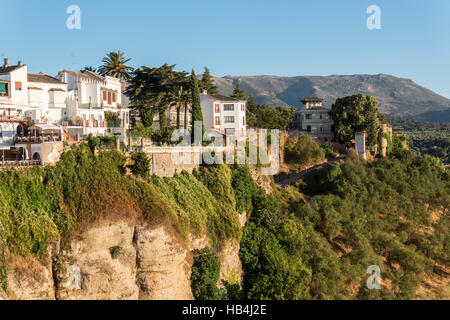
191, 248, 222, 300
199, 67, 218, 94
190, 69, 204, 139
231, 81, 247, 101
81, 66, 97, 73
330, 94, 382, 145
129, 152, 150, 178
98, 51, 134, 80
126, 64, 188, 130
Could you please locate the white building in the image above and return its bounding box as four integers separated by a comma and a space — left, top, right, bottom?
57, 69, 130, 137
200, 92, 247, 137
0, 58, 67, 124
0, 58, 67, 148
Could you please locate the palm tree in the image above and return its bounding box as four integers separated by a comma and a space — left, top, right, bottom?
80, 66, 97, 73
98, 51, 134, 80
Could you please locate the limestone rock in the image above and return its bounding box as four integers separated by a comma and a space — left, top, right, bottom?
135, 225, 193, 300
54, 222, 138, 300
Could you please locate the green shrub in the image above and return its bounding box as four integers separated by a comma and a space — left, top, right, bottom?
105, 111, 121, 128
191, 248, 222, 300
129, 152, 150, 178
284, 134, 325, 170
109, 246, 122, 259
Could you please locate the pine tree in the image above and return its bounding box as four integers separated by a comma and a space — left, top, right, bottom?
190, 70, 205, 141
199, 67, 218, 94
231, 81, 247, 101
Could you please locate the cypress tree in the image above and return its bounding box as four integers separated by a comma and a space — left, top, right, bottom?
199, 67, 218, 94
231, 81, 247, 101
190, 69, 205, 142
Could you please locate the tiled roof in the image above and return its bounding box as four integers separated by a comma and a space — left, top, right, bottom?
302, 97, 323, 103
0, 64, 26, 74
62, 69, 94, 81
28, 73, 66, 84
83, 70, 105, 81
201, 94, 243, 102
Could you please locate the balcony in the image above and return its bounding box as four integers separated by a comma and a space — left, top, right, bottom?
79, 103, 103, 110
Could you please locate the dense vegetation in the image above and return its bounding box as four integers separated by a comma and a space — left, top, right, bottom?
0, 145, 248, 293
191, 248, 222, 300
0, 136, 448, 300
246, 96, 295, 130
240, 150, 449, 300
283, 134, 326, 170
384, 115, 450, 164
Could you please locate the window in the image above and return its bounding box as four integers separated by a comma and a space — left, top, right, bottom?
320, 126, 323, 132
215, 116, 221, 126
307, 126, 312, 132
225, 116, 235, 123
241, 104, 245, 111
112, 92, 116, 103
320, 114, 322, 119
103, 91, 107, 100
15, 81, 22, 91
0, 82, 8, 97
305, 114, 312, 120
224, 104, 234, 111
215, 104, 220, 113
243, 116, 246, 126
108, 92, 112, 104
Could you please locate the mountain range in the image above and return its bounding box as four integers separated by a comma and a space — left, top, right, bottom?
213, 74, 450, 121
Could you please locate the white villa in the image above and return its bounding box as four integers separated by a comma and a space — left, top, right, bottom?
0, 58, 67, 124
57, 69, 130, 137
200, 91, 247, 137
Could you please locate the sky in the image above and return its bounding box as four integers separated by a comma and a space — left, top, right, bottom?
2, 0, 450, 97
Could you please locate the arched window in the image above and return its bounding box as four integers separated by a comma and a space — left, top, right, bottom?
33, 152, 41, 161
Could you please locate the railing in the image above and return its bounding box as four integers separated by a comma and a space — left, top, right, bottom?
142, 145, 232, 153
79, 103, 103, 110
15, 135, 62, 144
0, 160, 41, 168
0, 114, 28, 121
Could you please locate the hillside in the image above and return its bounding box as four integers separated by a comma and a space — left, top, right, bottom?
214, 74, 450, 117
0, 145, 448, 300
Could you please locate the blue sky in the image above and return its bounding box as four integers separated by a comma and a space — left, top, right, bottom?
2, 0, 450, 97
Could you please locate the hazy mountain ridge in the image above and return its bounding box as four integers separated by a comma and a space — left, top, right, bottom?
213, 74, 450, 118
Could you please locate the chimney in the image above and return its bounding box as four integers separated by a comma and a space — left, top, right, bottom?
3, 58, 9, 68
18, 60, 23, 67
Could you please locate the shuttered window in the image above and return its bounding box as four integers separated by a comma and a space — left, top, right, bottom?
0, 83, 7, 94
15, 81, 22, 90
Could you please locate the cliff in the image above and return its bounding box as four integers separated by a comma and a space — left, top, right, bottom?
1, 219, 245, 300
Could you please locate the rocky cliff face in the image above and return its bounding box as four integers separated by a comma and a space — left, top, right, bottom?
0, 218, 245, 300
